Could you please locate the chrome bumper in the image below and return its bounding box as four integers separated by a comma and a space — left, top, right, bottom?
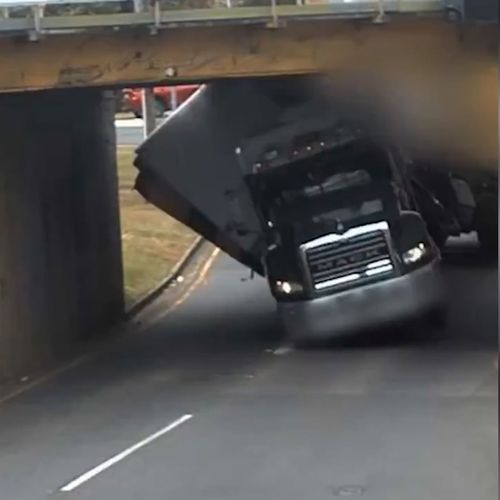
278, 261, 445, 340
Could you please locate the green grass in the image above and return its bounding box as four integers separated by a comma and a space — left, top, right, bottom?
117, 147, 197, 306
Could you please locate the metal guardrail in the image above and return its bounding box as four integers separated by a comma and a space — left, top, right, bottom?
0, 0, 450, 39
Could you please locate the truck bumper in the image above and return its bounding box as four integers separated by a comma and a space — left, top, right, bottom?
278, 262, 445, 341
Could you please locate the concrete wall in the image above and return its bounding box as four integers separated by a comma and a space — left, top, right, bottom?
0, 89, 124, 380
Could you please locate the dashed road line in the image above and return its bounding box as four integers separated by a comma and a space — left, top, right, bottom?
60, 414, 193, 492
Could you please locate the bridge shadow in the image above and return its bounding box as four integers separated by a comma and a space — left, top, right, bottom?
1, 244, 496, 412
441, 233, 498, 269
441, 248, 497, 269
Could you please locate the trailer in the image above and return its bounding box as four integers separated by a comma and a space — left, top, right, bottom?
408, 160, 498, 256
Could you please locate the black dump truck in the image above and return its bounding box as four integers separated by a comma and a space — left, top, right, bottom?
135, 78, 446, 343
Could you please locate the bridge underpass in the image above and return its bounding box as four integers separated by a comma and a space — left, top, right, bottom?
0, 1, 496, 378
0, 1, 497, 497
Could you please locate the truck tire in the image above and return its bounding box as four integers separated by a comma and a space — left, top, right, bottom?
475, 195, 498, 258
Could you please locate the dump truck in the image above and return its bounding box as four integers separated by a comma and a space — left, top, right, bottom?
135, 78, 448, 342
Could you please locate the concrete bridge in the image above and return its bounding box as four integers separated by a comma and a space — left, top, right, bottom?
0, 0, 496, 379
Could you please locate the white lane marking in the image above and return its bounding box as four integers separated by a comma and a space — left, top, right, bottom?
60, 414, 193, 492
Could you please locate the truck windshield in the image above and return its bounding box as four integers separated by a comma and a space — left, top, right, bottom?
249, 142, 397, 230
310, 199, 384, 224
281, 169, 372, 202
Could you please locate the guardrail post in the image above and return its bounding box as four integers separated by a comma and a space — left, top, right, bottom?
133, 0, 146, 12
28, 4, 44, 41
152, 0, 161, 32
373, 0, 388, 24
267, 0, 279, 28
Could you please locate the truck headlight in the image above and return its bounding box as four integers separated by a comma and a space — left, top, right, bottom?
274, 280, 303, 295
402, 243, 427, 265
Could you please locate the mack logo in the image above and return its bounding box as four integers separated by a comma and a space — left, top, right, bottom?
314, 248, 383, 271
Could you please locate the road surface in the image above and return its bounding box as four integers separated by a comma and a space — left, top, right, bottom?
0, 241, 497, 500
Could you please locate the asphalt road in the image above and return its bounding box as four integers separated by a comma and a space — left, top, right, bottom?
0, 241, 497, 500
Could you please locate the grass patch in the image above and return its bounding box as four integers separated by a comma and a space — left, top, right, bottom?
117, 147, 197, 307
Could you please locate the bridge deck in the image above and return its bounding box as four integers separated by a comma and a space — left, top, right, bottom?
0, 0, 495, 93
0, 1, 445, 35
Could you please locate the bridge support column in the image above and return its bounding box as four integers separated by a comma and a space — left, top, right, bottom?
0, 89, 124, 380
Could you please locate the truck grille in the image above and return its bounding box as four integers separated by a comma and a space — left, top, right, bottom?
302, 222, 395, 292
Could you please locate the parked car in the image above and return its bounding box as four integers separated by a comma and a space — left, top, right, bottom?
122, 85, 200, 118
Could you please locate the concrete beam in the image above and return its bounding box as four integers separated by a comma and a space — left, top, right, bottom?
0, 19, 495, 93
0, 89, 124, 380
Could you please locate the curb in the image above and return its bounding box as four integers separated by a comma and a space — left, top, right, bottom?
126, 236, 204, 319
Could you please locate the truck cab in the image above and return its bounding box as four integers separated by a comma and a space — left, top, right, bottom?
241, 130, 446, 341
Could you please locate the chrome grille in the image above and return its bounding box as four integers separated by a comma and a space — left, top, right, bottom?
302, 222, 395, 292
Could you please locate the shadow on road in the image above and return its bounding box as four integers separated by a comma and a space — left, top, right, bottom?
442, 249, 498, 269
2, 244, 496, 411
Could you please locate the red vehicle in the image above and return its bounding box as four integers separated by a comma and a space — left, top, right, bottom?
123, 85, 200, 118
